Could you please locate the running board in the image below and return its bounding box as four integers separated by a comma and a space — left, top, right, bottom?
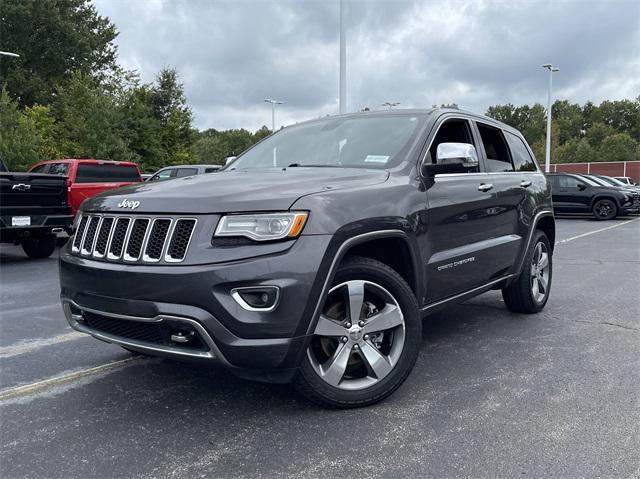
420, 274, 515, 317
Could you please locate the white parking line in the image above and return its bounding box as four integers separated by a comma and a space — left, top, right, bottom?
557, 218, 638, 244
0, 357, 141, 402
0, 332, 85, 359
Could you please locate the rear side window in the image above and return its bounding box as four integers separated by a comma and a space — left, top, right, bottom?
204, 167, 218, 173
49, 163, 70, 176
505, 133, 537, 172
477, 123, 514, 172
75, 164, 140, 183
30, 164, 48, 173
557, 175, 584, 188
175, 168, 198, 178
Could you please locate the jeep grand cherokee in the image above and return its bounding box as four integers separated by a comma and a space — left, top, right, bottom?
60, 109, 555, 408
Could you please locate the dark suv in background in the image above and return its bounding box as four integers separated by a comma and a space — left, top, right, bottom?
546, 172, 640, 220
60, 108, 555, 407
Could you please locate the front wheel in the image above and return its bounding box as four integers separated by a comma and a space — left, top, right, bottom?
21, 234, 57, 259
592, 199, 617, 220
295, 256, 421, 408
502, 230, 552, 314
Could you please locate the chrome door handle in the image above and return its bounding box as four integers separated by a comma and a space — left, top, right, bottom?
478, 183, 494, 192
520, 180, 532, 188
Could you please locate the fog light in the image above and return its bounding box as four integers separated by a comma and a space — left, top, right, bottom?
231, 286, 280, 312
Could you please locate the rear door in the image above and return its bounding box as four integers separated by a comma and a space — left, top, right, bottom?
471, 122, 527, 276
69, 162, 141, 215
424, 116, 502, 302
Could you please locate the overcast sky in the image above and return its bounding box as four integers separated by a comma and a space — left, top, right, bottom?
94, 0, 639, 131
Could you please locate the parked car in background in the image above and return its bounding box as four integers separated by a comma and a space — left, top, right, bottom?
614, 176, 637, 186
1, 159, 73, 258
147, 164, 221, 182
546, 172, 640, 220
594, 175, 640, 192
28, 159, 142, 216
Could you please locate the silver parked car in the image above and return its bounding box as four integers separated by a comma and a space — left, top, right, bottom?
147, 164, 221, 182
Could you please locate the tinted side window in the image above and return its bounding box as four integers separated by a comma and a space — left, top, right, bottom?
558, 175, 583, 188
505, 132, 537, 172
150, 169, 174, 181
75, 164, 140, 183
49, 163, 70, 176
427, 119, 479, 173
175, 168, 198, 178
477, 123, 514, 172
30, 164, 48, 173
204, 167, 218, 173
547, 175, 560, 188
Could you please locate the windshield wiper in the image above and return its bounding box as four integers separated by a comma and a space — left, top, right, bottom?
286, 163, 338, 168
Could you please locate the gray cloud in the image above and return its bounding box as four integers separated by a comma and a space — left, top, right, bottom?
95, 0, 640, 131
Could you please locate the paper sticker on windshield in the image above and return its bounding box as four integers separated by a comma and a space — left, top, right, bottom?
364, 155, 390, 164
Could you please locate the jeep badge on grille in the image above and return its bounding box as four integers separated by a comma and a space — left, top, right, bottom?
117, 199, 140, 210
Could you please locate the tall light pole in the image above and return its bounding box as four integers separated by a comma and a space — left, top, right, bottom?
382, 102, 400, 110
264, 98, 283, 132
542, 63, 559, 173
339, 0, 346, 114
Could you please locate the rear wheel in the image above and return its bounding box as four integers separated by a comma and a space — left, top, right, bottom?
21, 234, 56, 259
295, 256, 421, 408
502, 230, 552, 314
592, 199, 617, 220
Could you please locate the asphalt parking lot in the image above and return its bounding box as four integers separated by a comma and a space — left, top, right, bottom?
1, 217, 639, 478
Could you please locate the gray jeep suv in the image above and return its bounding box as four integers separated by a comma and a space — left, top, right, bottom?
60, 108, 555, 407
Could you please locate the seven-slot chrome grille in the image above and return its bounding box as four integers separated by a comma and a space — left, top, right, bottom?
71, 214, 197, 263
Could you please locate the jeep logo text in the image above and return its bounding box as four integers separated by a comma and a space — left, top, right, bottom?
117, 199, 140, 210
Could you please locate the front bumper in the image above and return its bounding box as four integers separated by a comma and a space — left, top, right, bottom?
59, 234, 333, 382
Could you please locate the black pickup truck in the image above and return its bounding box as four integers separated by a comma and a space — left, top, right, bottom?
1, 160, 73, 258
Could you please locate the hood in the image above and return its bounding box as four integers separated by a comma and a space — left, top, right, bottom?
82, 167, 389, 214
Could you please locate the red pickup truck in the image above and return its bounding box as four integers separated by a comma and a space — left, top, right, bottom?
28, 159, 143, 216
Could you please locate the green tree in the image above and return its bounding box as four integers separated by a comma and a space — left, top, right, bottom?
150, 68, 196, 166
0, 0, 118, 108
596, 133, 639, 162
0, 88, 40, 170
51, 71, 131, 160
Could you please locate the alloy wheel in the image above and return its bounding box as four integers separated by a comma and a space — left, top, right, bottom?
530, 241, 550, 303
307, 280, 406, 390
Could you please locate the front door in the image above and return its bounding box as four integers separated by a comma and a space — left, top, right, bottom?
423, 117, 500, 302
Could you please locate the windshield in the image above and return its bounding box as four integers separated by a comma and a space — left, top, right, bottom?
599, 176, 626, 187
229, 114, 427, 170
577, 175, 602, 187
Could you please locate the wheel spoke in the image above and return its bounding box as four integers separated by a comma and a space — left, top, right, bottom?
347, 281, 365, 324
364, 304, 403, 333
315, 314, 346, 337
319, 343, 352, 387
538, 274, 548, 294
359, 340, 393, 379
538, 252, 549, 269
532, 277, 539, 298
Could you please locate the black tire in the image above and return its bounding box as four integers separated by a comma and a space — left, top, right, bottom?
21, 234, 57, 259
295, 256, 421, 408
592, 198, 618, 220
120, 346, 149, 356
502, 230, 552, 314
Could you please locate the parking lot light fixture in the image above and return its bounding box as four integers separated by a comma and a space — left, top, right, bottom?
0, 51, 20, 58
264, 98, 284, 132
542, 63, 560, 173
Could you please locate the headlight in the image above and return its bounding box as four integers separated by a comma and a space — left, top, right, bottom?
214, 212, 308, 241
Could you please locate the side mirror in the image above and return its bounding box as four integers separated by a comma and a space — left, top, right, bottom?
577, 183, 587, 191
225, 156, 237, 165
422, 143, 479, 176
